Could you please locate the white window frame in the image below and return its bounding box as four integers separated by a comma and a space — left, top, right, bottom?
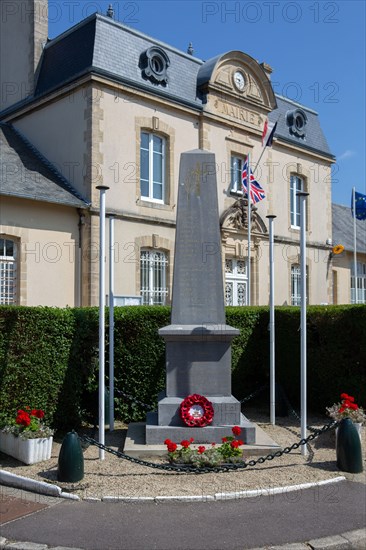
351, 262, 366, 304
225, 258, 248, 306
230, 155, 245, 195
140, 249, 168, 305
0, 238, 17, 305
291, 264, 301, 306
291, 264, 309, 306
140, 132, 165, 204
290, 175, 303, 228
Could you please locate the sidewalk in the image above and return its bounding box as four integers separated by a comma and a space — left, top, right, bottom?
1, 479, 365, 549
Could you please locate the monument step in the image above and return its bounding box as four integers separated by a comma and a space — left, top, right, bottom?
125, 421, 282, 458
145, 412, 255, 445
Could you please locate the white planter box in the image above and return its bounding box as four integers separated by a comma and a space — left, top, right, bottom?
0, 431, 53, 465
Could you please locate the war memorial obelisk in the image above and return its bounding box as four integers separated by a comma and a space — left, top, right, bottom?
146, 150, 256, 444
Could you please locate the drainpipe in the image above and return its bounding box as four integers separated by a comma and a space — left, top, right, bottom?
77, 209, 86, 307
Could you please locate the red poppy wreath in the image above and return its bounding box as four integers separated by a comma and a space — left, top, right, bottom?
180, 394, 214, 427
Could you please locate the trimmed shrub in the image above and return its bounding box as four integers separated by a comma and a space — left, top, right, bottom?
0, 307, 74, 428
0, 304, 365, 430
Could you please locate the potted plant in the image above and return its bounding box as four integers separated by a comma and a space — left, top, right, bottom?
0, 408, 54, 464
326, 393, 366, 443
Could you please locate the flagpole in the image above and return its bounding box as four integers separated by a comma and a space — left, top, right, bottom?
252, 147, 266, 175
247, 152, 251, 306
253, 117, 279, 174
108, 214, 115, 432
298, 191, 309, 457
266, 214, 276, 425
353, 187, 358, 304
96, 185, 109, 460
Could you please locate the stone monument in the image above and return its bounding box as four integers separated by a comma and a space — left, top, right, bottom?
145, 149, 256, 444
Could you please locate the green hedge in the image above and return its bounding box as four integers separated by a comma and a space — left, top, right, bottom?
0, 305, 365, 430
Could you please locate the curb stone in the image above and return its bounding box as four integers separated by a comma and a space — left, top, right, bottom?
0, 470, 79, 501
0, 543, 84, 550
1, 532, 365, 550
248, 529, 366, 549
1, 469, 345, 503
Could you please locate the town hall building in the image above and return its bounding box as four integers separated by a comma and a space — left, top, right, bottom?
0, 0, 337, 308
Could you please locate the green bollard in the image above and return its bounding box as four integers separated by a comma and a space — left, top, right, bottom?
336, 418, 363, 474
58, 430, 84, 482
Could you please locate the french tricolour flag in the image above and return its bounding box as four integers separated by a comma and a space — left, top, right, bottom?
262, 119, 277, 148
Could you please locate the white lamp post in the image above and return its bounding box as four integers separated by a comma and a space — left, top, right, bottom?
297, 191, 309, 456
96, 185, 109, 460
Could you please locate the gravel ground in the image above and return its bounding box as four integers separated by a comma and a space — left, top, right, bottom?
1, 409, 365, 500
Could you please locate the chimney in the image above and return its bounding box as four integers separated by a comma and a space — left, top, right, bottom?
106, 4, 115, 19
0, 0, 48, 111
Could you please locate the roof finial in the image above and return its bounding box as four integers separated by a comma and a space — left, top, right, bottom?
187, 42, 194, 56
106, 4, 115, 18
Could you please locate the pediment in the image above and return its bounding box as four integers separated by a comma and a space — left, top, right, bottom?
198, 51, 277, 113
220, 198, 268, 234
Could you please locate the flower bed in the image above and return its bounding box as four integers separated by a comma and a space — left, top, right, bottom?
164, 426, 245, 468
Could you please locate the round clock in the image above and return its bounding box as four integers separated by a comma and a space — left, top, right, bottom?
233, 70, 245, 91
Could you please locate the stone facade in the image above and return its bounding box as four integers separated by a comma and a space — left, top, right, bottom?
0, 4, 337, 307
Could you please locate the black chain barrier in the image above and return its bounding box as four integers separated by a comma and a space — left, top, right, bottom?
239, 383, 268, 404
278, 386, 320, 434
79, 420, 338, 475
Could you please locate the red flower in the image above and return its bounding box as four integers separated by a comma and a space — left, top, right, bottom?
349, 403, 359, 410
347, 396, 355, 403
164, 439, 172, 445
189, 437, 194, 443
237, 439, 244, 446
230, 440, 240, 449
340, 393, 349, 400
211, 443, 216, 447
198, 446, 206, 454
222, 437, 228, 443
232, 426, 241, 436
32, 409, 45, 419
16, 411, 31, 427
167, 442, 177, 453
181, 440, 190, 448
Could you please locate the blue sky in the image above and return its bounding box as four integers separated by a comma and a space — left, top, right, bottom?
48, 0, 365, 206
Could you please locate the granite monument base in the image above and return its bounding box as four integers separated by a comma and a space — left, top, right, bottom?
145, 412, 255, 445
155, 394, 241, 426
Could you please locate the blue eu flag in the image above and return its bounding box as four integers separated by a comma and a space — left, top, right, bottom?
352, 191, 366, 220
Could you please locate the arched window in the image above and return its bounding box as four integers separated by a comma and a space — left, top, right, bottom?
0, 238, 17, 305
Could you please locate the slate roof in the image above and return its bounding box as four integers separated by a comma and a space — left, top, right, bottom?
0, 123, 89, 208
332, 203, 366, 253
35, 14, 203, 109
269, 95, 334, 159
3, 13, 333, 160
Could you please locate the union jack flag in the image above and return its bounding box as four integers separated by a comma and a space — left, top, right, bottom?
242, 160, 266, 203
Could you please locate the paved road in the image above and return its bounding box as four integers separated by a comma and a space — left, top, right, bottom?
1, 480, 365, 549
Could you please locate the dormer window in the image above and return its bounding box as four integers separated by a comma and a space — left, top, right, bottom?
286, 109, 307, 138
140, 47, 170, 85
